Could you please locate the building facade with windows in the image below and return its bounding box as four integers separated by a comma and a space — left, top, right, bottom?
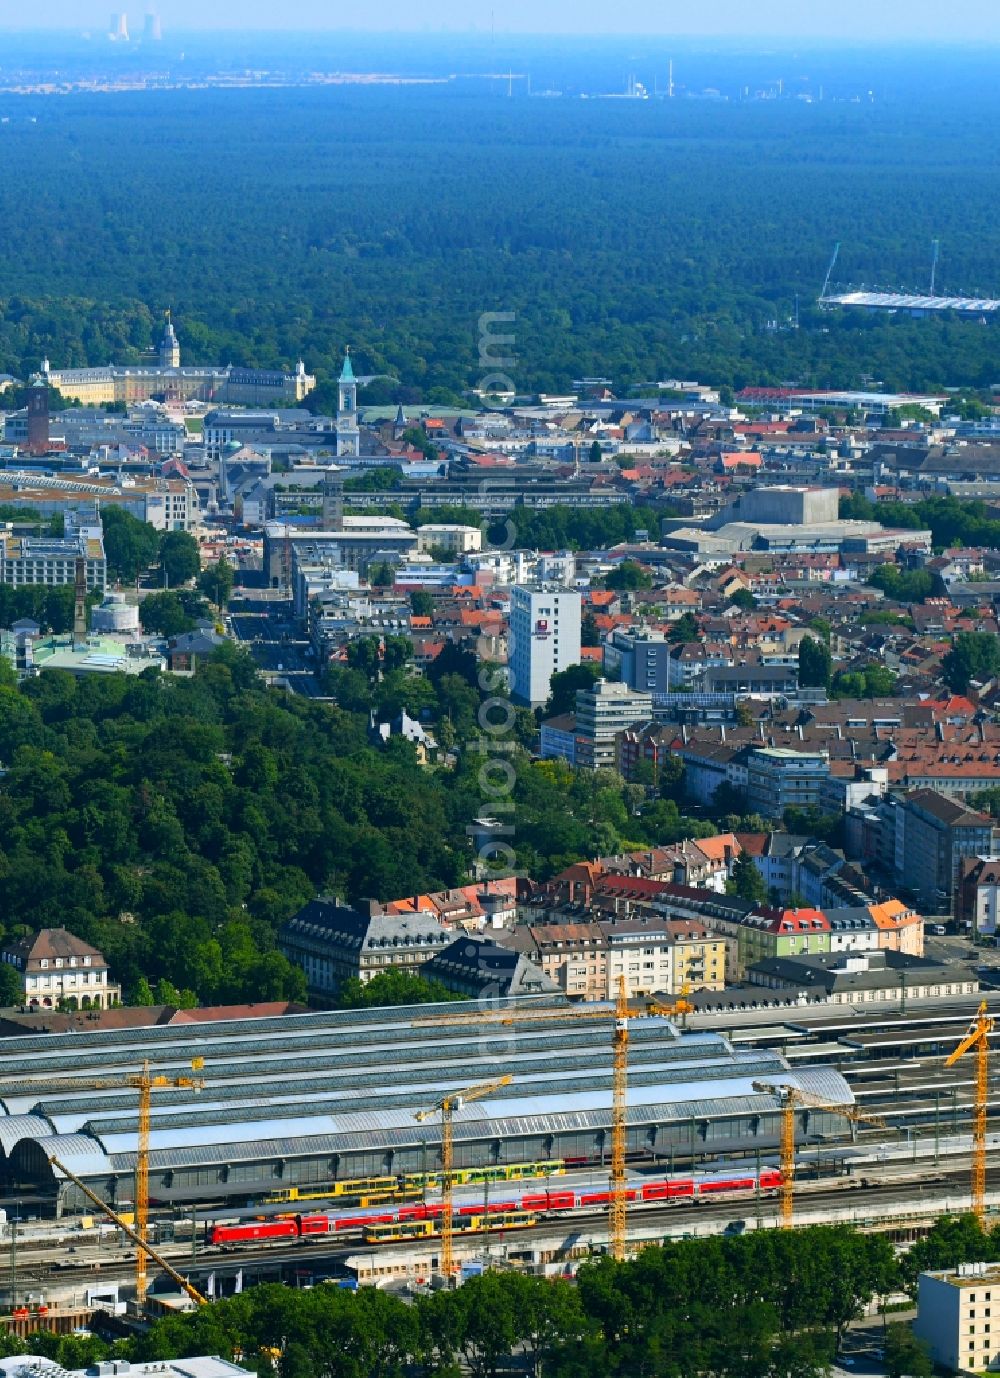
915, 1263, 1000, 1373
1, 928, 120, 1009
574, 679, 653, 770
746, 747, 830, 819
0, 519, 107, 592
509, 584, 582, 707
279, 899, 451, 999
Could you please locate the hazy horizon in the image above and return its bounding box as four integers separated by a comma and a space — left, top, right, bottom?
8, 0, 1000, 39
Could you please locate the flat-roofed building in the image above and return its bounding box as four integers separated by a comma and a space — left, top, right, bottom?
915, 1262, 1000, 1373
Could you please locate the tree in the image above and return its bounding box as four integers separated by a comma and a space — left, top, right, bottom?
581, 609, 601, 648
668, 612, 699, 644
885, 1324, 932, 1378
605, 561, 652, 592
139, 590, 198, 637
159, 531, 201, 587
658, 754, 686, 803
783, 805, 843, 847
427, 640, 479, 689
132, 976, 155, 1007
197, 557, 234, 609
543, 662, 601, 718
370, 561, 394, 588
943, 632, 1000, 693
798, 635, 831, 689
729, 587, 757, 611
726, 852, 767, 905
101, 508, 161, 583
589, 439, 602, 463
337, 968, 461, 1009
0, 964, 23, 1007
402, 425, 439, 460
410, 590, 435, 618
345, 637, 382, 683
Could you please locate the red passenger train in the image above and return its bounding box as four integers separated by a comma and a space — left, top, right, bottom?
207, 1169, 782, 1246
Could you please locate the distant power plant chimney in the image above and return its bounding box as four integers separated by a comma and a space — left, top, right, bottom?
26, 381, 49, 456
73, 558, 88, 649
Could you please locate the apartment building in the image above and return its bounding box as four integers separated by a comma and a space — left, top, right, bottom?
279, 898, 451, 999
509, 584, 582, 708
574, 679, 654, 770
504, 915, 725, 999
894, 789, 997, 916
602, 628, 674, 694
915, 1263, 1000, 1373
746, 747, 830, 819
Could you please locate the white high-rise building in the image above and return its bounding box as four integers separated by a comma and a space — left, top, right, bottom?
509, 584, 582, 708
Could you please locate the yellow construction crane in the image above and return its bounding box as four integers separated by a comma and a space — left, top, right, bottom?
47, 1152, 208, 1307
416, 978, 686, 1261
414, 1074, 513, 1281
0, 1058, 204, 1304
945, 1000, 995, 1221
752, 1080, 887, 1229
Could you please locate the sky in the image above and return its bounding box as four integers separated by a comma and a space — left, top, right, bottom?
14, 0, 1000, 36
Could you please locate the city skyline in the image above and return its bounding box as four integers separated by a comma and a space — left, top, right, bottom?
8, 0, 1000, 37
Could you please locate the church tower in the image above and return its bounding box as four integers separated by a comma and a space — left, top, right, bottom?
336, 348, 360, 458
159, 311, 180, 369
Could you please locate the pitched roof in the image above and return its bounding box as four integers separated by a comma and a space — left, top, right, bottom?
10, 928, 107, 967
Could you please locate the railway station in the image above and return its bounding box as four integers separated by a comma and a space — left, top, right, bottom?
0, 998, 853, 1217
0, 991, 994, 1295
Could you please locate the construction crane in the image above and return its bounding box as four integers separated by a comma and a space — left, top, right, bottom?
752, 1080, 887, 1229
945, 1000, 995, 1221
47, 1152, 207, 1307
0, 1058, 204, 1304
415, 979, 687, 1261
414, 1074, 513, 1281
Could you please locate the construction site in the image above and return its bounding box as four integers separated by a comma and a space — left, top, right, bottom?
0, 991, 996, 1313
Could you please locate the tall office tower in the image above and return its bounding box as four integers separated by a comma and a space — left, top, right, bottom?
25, 382, 50, 456
509, 584, 582, 708
143, 8, 162, 39
117, 12, 129, 39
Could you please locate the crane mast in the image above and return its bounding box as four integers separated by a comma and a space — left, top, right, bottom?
414, 1074, 512, 1281
416, 981, 687, 1262
0, 1058, 204, 1306
945, 1001, 994, 1220
752, 1080, 886, 1229
609, 977, 629, 1259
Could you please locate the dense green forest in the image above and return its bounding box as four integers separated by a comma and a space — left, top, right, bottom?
0, 77, 999, 398
0, 646, 716, 1004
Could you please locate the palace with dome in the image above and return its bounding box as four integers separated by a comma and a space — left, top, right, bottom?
41, 315, 316, 408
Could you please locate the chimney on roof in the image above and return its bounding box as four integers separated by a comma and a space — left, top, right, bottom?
720, 724, 726, 742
